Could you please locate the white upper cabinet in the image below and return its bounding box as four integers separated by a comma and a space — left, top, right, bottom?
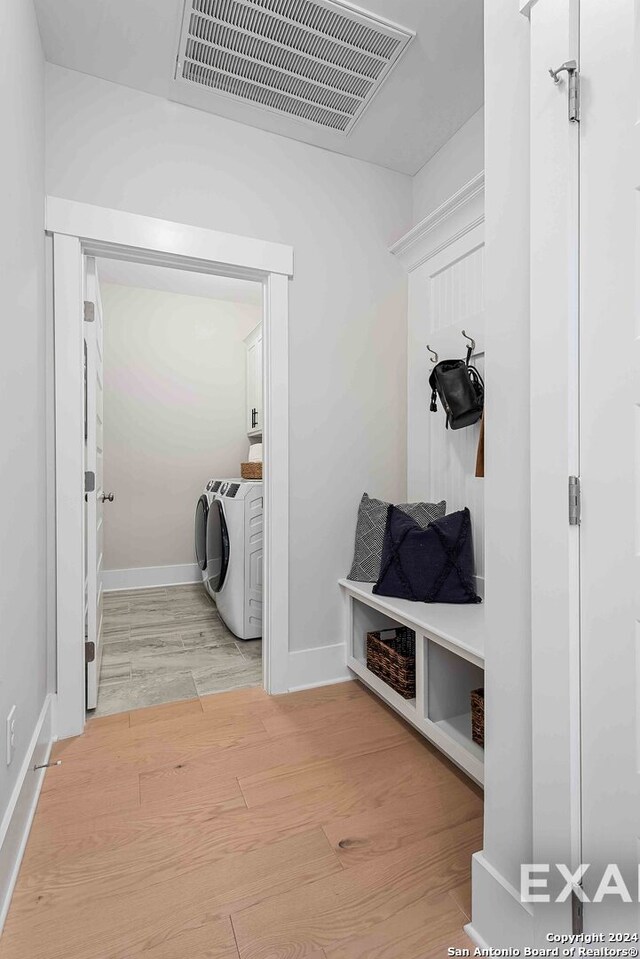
245, 323, 263, 436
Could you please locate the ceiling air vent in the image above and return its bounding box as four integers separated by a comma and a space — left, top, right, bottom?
175, 0, 414, 134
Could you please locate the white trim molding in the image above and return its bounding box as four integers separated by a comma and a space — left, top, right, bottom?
468, 851, 534, 948
46, 198, 294, 278
103, 564, 201, 592
48, 199, 293, 739
286, 643, 351, 692
389, 171, 484, 271
0, 694, 56, 933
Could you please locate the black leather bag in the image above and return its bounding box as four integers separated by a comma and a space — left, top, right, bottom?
429, 346, 484, 430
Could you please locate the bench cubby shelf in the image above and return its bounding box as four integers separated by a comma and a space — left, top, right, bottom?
339, 578, 485, 786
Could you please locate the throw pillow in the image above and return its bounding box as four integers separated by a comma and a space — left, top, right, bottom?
373, 506, 482, 604
347, 493, 446, 583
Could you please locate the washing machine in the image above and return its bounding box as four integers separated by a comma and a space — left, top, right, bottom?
194, 479, 263, 640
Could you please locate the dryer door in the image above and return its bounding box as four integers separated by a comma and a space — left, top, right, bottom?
195, 494, 209, 571
206, 498, 230, 592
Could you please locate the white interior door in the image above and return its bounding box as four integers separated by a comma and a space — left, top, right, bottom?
579, 0, 639, 930
83, 257, 104, 710
529, 0, 582, 927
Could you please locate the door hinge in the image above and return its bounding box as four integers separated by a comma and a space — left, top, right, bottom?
549, 59, 580, 122
571, 889, 584, 935
569, 475, 581, 525
85, 641, 95, 664
83, 300, 95, 323
85, 470, 95, 493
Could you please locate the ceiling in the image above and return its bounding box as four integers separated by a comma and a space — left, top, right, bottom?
34, 0, 484, 175
97, 259, 262, 304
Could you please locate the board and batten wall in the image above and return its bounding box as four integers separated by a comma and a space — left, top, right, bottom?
101, 283, 260, 590
45, 64, 412, 685
392, 174, 486, 590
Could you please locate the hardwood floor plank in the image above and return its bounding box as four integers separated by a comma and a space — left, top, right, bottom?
2, 684, 482, 959
35, 767, 140, 825
128, 696, 204, 727
322, 783, 483, 867
135, 914, 239, 959
324, 892, 471, 959
199, 682, 359, 717
2, 830, 342, 959
20, 786, 245, 875
43, 713, 271, 790
448, 880, 473, 921
24, 767, 474, 900
239, 736, 452, 809
231, 817, 482, 959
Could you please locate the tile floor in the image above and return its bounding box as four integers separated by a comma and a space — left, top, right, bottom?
94, 583, 262, 716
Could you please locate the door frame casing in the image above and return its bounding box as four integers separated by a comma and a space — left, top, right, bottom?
48, 197, 293, 740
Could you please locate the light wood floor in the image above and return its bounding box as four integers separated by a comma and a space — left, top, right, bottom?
1, 681, 482, 959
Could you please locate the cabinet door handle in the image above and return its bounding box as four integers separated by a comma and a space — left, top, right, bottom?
251, 408, 257, 429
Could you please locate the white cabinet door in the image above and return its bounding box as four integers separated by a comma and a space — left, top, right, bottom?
245, 325, 263, 436
253, 331, 263, 433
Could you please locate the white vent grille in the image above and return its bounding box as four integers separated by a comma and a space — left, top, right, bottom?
175, 0, 414, 134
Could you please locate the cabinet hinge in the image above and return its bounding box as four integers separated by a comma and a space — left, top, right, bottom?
571, 889, 584, 935
549, 59, 580, 122
85, 470, 96, 493
569, 475, 581, 526
85, 641, 95, 664
83, 300, 95, 323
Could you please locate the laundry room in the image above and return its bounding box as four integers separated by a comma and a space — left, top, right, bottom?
93, 259, 265, 716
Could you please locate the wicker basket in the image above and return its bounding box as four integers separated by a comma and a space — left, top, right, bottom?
240, 462, 262, 480
366, 627, 416, 699
471, 687, 484, 748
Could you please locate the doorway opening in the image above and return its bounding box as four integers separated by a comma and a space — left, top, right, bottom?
49, 198, 293, 741
85, 257, 265, 717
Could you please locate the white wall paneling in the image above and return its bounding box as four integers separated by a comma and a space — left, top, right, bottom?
392, 174, 485, 586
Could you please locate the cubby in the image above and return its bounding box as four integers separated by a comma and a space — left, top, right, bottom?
340, 578, 485, 785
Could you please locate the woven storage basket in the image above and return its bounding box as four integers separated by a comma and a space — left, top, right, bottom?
240, 462, 262, 480
366, 627, 416, 699
471, 687, 484, 747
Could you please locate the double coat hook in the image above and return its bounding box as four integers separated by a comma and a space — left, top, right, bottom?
427, 330, 476, 364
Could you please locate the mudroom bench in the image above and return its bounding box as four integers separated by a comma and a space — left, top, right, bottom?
339, 578, 485, 786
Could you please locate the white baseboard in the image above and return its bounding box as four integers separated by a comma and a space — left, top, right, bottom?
287, 642, 351, 692
0, 693, 55, 933
103, 563, 201, 592
469, 850, 534, 948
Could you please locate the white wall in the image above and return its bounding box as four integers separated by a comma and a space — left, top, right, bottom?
0, 0, 50, 916
45, 65, 412, 662
412, 108, 484, 224
101, 283, 260, 574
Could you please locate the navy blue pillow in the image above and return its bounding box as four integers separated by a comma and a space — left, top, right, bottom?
373, 506, 482, 604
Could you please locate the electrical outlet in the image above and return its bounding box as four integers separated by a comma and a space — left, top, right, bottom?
6, 706, 16, 766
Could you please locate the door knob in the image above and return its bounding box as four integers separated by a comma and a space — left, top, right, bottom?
101, 492, 115, 503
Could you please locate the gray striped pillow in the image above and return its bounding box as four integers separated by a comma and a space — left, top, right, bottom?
347, 493, 447, 583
